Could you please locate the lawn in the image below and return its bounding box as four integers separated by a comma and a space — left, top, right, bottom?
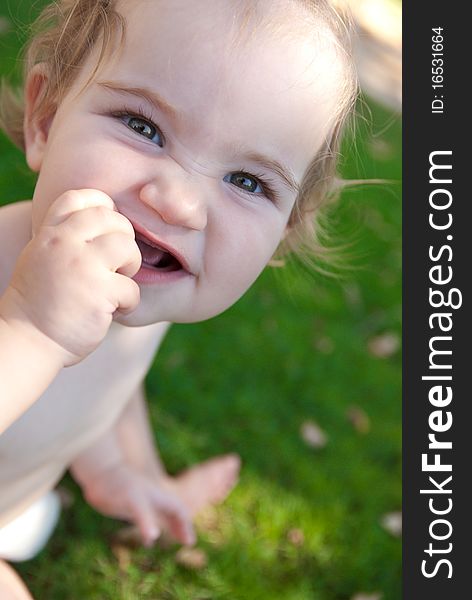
1, 3, 401, 599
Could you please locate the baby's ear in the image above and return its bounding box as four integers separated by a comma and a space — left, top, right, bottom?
23, 64, 55, 172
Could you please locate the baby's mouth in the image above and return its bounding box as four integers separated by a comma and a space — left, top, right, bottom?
135, 232, 184, 272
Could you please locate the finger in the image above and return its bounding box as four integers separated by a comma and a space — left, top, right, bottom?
57, 205, 135, 241
128, 499, 161, 548
109, 273, 141, 314
90, 232, 142, 277
42, 189, 117, 227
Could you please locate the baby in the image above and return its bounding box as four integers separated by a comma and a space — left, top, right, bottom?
0, 0, 357, 597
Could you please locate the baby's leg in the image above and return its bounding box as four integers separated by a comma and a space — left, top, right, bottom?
72, 383, 241, 545
0, 560, 34, 600
115, 384, 241, 515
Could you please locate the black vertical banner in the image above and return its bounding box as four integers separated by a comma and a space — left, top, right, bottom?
403, 2, 469, 598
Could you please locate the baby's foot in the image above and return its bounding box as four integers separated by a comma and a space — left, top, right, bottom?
165, 453, 241, 518
108, 455, 240, 548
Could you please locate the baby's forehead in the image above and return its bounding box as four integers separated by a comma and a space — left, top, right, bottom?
67, 0, 346, 170
117, 0, 334, 54
112, 0, 343, 92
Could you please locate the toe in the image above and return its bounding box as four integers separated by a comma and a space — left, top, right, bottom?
223, 453, 242, 472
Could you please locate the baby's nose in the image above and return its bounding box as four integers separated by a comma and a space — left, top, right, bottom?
139, 177, 208, 231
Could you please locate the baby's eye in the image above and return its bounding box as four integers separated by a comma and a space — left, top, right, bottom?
121, 114, 164, 147
224, 172, 263, 194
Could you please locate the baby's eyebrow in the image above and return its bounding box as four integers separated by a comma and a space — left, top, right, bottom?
242, 151, 300, 195
96, 80, 179, 122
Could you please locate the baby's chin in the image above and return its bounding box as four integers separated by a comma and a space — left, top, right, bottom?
112, 304, 228, 328
112, 309, 177, 328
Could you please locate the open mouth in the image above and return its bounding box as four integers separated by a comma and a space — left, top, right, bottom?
135, 232, 184, 272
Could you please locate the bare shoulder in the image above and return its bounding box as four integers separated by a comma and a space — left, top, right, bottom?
0, 200, 32, 293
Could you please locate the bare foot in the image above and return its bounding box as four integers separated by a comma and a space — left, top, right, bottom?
165, 453, 241, 518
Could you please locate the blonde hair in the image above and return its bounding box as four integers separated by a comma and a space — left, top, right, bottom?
0, 0, 358, 265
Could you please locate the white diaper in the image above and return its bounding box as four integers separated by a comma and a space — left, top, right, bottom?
0, 491, 61, 562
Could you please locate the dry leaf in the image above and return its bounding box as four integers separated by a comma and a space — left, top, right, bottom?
346, 406, 371, 434
175, 547, 208, 570
111, 544, 132, 572
351, 593, 383, 600
287, 528, 305, 547
314, 336, 335, 354
380, 511, 402, 537
368, 332, 400, 358
300, 420, 328, 449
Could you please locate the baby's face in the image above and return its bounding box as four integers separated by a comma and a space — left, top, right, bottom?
27, 0, 343, 325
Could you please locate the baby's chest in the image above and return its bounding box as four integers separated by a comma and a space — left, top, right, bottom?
0, 322, 168, 463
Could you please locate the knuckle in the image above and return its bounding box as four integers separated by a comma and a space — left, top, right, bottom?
84, 189, 115, 209
59, 189, 82, 207
95, 189, 113, 203
40, 230, 70, 257
62, 189, 81, 200
40, 230, 63, 249
47, 235, 62, 248
45, 190, 78, 217
93, 205, 111, 221
115, 212, 135, 235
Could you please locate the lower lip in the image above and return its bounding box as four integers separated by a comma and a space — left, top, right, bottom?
133, 264, 192, 285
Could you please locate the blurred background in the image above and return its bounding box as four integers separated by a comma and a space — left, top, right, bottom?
0, 1, 401, 599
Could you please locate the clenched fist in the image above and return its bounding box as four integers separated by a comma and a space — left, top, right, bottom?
0, 189, 141, 367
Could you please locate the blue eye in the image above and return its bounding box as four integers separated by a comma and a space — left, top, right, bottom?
224, 172, 263, 194
121, 114, 164, 147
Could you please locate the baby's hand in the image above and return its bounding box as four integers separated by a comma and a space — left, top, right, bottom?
82, 464, 196, 547
0, 190, 141, 367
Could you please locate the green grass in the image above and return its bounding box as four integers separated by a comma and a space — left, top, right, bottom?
1, 2, 401, 598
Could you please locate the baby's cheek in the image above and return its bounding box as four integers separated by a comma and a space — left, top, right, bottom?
226, 247, 270, 294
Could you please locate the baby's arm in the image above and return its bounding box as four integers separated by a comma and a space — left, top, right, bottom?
0, 299, 65, 432
70, 382, 195, 546
0, 190, 141, 433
